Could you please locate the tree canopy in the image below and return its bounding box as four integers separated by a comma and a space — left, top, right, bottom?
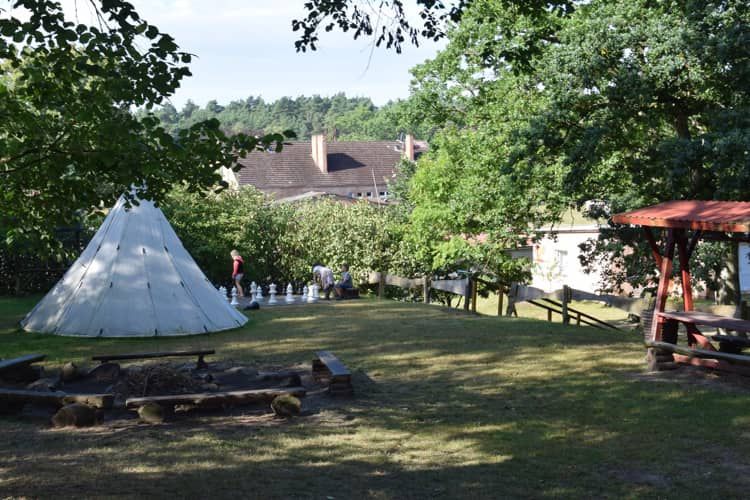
145, 93, 430, 142
401, 0, 750, 292
1, 0, 290, 257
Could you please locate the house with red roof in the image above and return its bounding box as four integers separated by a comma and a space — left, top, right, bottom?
220, 134, 425, 202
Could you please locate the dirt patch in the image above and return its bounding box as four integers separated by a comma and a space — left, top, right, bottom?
626, 364, 750, 393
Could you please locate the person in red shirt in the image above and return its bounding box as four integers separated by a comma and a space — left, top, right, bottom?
230, 249, 245, 298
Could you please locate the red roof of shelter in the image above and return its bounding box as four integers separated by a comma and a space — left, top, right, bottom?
612, 200, 750, 233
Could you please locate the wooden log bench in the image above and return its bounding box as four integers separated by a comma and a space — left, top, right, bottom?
125, 387, 306, 411
340, 288, 360, 300
0, 354, 46, 382
0, 388, 114, 410
312, 351, 353, 396
92, 349, 215, 369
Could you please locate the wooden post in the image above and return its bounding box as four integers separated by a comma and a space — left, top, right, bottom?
561, 285, 571, 325
464, 277, 471, 312
497, 286, 504, 317
471, 276, 478, 313
675, 229, 693, 312
650, 229, 676, 343
423, 276, 431, 304
378, 271, 385, 299
547, 309, 552, 322
506, 283, 517, 317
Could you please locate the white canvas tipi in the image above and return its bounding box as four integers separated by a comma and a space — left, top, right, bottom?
21, 196, 248, 337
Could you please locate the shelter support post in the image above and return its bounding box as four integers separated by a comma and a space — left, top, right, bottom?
650, 229, 676, 345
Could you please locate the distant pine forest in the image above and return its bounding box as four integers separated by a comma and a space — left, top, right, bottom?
142, 94, 430, 141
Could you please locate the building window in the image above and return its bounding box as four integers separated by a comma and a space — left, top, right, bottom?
554, 250, 568, 276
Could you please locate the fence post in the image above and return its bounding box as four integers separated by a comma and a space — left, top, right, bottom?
562, 285, 571, 325
423, 276, 431, 304
464, 277, 471, 312
471, 276, 478, 313
378, 271, 385, 299
506, 282, 518, 317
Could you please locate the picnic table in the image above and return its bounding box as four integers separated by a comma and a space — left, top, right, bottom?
613, 201, 750, 374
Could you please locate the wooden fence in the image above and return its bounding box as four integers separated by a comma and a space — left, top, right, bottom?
367, 272, 475, 311
506, 283, 651, 329
365, 273, 648, 328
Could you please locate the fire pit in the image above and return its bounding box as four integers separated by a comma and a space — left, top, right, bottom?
0, 350, 353, 427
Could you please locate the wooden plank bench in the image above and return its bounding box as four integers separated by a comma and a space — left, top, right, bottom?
657, 310, 750, 333
706, 334, 750, 354
0, 353, 46, 374
657, 311, 750, 351
312, 351, 353, 396
92, 349, 215, 369
125, 387, 305, 411
0, 388, 113, 410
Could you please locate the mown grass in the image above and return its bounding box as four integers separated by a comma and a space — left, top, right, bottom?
2, 296, 750, 498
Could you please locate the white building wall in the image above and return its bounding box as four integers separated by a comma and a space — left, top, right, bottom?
530, 228, 602, 293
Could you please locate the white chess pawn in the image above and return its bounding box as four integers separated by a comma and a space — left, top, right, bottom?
230, 287, 239, 306
308, 283, 318, 302
219, 286, 229, 302
285, 283, 294, 303
302, 285, 308, 298
268, 283, 278, 304
250, 281, 257, 295
312, 283, 320, 299
255, 284, 264, 301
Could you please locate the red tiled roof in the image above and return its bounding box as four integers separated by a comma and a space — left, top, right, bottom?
236, 141, 413, 191
612, 200, 750, 233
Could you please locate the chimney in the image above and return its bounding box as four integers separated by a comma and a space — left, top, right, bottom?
311, 134, 328, 173
403, 134, 415, 162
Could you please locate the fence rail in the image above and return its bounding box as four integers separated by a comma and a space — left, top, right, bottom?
367, 272, 474, 311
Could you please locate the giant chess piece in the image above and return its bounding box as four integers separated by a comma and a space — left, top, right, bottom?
302, 285, 308, 299
255, 284, 264, 302
250, 281, 257, 296
308, 283, 318, 303
219, 286, 229, 302
268, 283, 278, 304
230, 287, 239, 306
312, 283, 320, 299
286, 283, 295, 303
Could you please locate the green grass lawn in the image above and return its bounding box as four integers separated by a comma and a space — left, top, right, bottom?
2, 296, 750, 498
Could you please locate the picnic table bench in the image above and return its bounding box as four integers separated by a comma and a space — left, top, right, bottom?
651, 311, 750, 373
657, 311, 750, 349
312, 351, 353, 396
92, 349, 215, 369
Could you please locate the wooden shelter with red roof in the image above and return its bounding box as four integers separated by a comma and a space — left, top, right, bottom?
613, 200, 750, 373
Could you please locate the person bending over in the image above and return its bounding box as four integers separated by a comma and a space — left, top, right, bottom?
312, 263, 335, 300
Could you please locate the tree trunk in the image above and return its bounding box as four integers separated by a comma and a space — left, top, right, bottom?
718, 241, 742, 319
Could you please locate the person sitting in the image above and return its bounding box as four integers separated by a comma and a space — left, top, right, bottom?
334, 264, 354, 299
312, 263, 335, 300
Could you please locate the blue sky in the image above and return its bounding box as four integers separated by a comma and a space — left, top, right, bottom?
121, 1, 444, 109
